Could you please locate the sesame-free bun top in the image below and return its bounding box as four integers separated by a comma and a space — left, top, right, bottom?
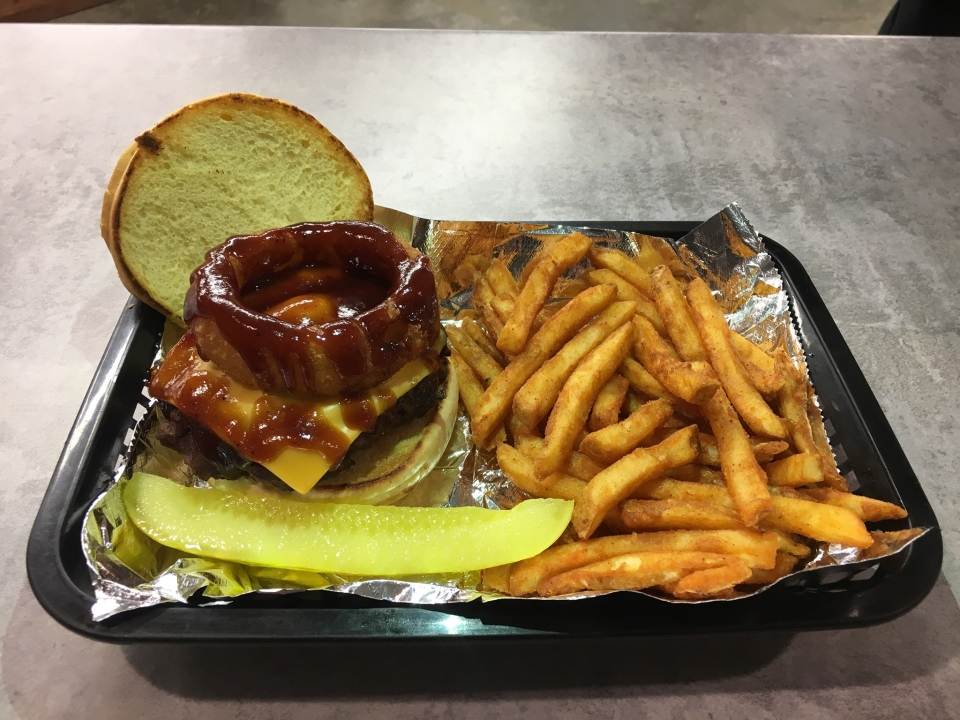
101, 93, 374, 323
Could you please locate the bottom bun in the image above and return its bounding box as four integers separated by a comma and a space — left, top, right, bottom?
211, 356, 459, 505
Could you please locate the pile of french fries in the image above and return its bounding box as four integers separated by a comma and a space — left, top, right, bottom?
448, 231, 910, 600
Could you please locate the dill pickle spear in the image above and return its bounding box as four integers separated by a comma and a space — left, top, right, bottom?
123, 472, 573, 575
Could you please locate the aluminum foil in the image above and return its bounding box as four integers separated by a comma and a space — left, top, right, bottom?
83, 203, 927, 620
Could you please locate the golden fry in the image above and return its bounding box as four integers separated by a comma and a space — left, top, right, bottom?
589, 374, 630, 431
498, 232, 592, 354
471, 284, 617, 447
807, 393, 849, 492
686, 278, 787, 439
461, 317, 505, 365
490, 292, 515, 323
802, 488, 908, 522
633, 315, 720, 404
640, 478, 735, 508
486, 258, 518, 297
697, 433, 790, 467
588, 245, 654, 298
584, 268, 666, 334
445, 325, 503, 386
729, 331, 783, 394
620, 498, 745, 532
572, 425, 700, 539
666, 464, 726, 486
619, 357, 699, 417
513, 301, 636, 428
579, 398, 673, 465
667, 558, 752, 598
743, 552, 799, 585
772, 530, 812, 557
472, 277, 504, 340
449, 351, 484, 417
480, 563, 514, 593
701, 388, 772, 527
764, 495, 873, 548
650, 265, 707, 362
764, 453, 823, 487
538, 323, 635, 479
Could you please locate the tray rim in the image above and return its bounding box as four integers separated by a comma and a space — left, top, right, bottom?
26, 221, 943, 644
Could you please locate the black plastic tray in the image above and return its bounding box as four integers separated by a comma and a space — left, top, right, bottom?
26, 222, 942, 643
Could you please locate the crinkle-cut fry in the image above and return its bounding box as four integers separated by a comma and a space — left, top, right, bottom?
697, 433, 790, 467
589, 374, 630, 431
470, 284, 617, 447
764, 495, 873, 548
579, 398, 673, 465
584, 268, 666, 335
587, 245, 654, 298
508, 528, 779, 594
686, 278, 787, 439
498, 232, 592, 354
802, 488, 908, 522
666, 464, 726, 486
632, 315, 720, 404
572, 425, 700, 539
513, 301, 637, 428
764, 453, 823, 487
537, 551, 740, 597
620, 498, 746, 532
472, 277, 505, 340
667, 557, 752, 598
772, 530, 813, 557
538, 323, 635, 479
743, 552, 800, 585
650, 265, 707, 362
619, 358, 699, 417
486, 258, 519, 297
807, 393, 849, 492
728, 331, 783, 395
445, 325, 503, 387
702, 388, 772, 528
461, 317, 506, 365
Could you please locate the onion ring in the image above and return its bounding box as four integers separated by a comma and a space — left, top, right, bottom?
184, 221, 440, 397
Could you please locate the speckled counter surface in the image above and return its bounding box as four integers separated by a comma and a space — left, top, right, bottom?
2, 25, 959, 719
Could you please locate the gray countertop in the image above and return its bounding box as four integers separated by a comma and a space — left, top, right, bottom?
2, 24, 959, 719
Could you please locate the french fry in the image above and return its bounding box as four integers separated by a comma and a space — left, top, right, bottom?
518, 236, 560, 288
584, 268, 666, 334
620, 498, 745, 532
802, 488, 908, 522
697, 433, 790, 467
471, 284, 617, 447
587, 245, 654, 298
729, 331, 783, 394
619, 357, 699, 417
572, 425, 700, 539
450, 351, 484, 416
480, 563, 514, 593
538, 323, 635, 479
764, 495, 873, 548
764, 453, 823, 487
666, 464, 726, 486
453, 253, 490, 288
640, 478, 735, 508
589, 374, 630, 431
686, 278, 787, 439
579, 398, 673, 465
445, 325, 503, 386
650, 265, 707, 362
461, 317, 506, 365
772, 530, 812, 557
632, 315, 720, 404
511, 434, 608, 482
490, 292, 515, 323
807, 393, 849, 492
498, 232, 592, 354
472, 277, 505, 340
743, 552, 799, 585
538, 551, 740, 596
667, 558, 752, 598
486, 258, 518, 297
701, 388, 772, 527
513, 301, 637, 428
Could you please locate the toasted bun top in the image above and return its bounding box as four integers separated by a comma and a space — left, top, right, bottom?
102, 93, 374, 323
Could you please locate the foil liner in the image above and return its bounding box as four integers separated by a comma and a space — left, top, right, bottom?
83, 204, 927, 620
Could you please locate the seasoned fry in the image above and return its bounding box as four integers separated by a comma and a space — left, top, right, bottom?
486, 258, 518, 297
743, 552, 799, 585
471, 284, 617, 447
764, 495, 873, 548
729, 331, 783, 394
802, 488, 908, 522
538, 551, 739, 596
572, 425, 700, 539
513, 300, 637, 428
588, 245, 654, 298
461, 317, 506, 365
632, 315, 720, 404
445, 325, 503, 386
472, 277, 505, 340
619, 357, 698, 417
807, 393, 849, 492
650, 265, 707, 362
538, 323, 635, 479
667, 558, 752, 598
480, 563, 514, 593
686, 278, 787, 439
490, 292, 516, 323
640, 478, 735, 508
666, 464, 726, 486
772, 530, 813, 557
697, 433, 790, 467
511, 434, 608, 482
584, 268, 666, 334
454, 253, 490, 288
589, 374, 630, 431
764, 453, 823, 487
450, 351, 484, 416
498, 232, 592, 354
579, 398, 673, 465
620, 498, 745, 532
701, 388, 772, 527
